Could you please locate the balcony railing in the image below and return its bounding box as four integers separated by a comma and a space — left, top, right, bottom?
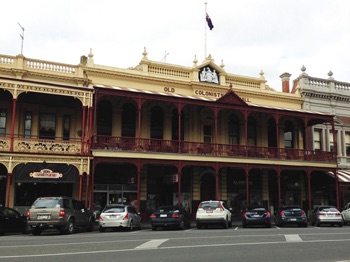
0, 136, 86, 155
92, 135, 337, 162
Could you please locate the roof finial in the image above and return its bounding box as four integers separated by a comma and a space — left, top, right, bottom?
142, 47, 148, 61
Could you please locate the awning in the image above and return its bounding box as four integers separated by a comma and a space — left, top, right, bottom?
328, 170, 350, 183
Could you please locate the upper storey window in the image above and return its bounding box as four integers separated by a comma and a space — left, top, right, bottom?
39, 113, 56, 139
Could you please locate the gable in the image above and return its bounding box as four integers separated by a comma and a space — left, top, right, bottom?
216, 89, 248, 106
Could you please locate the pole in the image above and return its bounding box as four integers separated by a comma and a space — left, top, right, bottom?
204, 2, 207, 59
18, 22, 24, 55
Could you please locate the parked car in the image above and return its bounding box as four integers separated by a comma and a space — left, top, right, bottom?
98, 204, 141, 232
274, 205, 307, 227
0, 207, 28, 235
196, 200, 232, 229
27, 196, 95, 235
310, 205, 343, 227
150, 205, 191, 230
341, 202, 350, 225
242, 206, 271, 228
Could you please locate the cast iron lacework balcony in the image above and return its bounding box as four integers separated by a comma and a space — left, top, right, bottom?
92, 135, 337, 162
0, 135, 84, 155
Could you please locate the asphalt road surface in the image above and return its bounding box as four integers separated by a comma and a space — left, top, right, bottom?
1, 224, 350, 262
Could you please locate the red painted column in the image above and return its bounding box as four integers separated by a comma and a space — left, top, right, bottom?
177, 172, 182, 207
137, 98, 142, 150
245, 165, 249, 206
85, 174, 90, 209
88, 107, 93, 152
78, 174, 83, 201
277, 167, 281, 207
307, 169, 312, 213
5, 173, 12, 207
80, 106, 86, 155
10, 99, 17, 151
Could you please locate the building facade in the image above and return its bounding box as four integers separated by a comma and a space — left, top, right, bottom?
295, 67, 350, 207
0, 50, 339, 219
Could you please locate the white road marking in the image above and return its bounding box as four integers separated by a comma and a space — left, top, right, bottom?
234, 227, 238, 230
135, 239, 169, 249
285, 234, 303, 242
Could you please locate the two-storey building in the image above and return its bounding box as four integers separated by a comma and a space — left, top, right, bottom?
0, 50, 339, 219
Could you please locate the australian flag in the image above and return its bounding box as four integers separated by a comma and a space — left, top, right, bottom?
206, 13, 214, 30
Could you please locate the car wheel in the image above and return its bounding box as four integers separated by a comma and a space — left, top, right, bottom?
22, 225, 30, 234
65, 219, 75, 234
99, 226, 106, 232
303, 223, 308, 227
266, 223, 272, 228
316, 221, 321, 227
338, 223, 343, 227
196, 223, 201, 229
129, 221, 134, 231
310, 220, 315, 226
242, 223, 247, 228
32, 228, 42, 236
151, 226, 157, 231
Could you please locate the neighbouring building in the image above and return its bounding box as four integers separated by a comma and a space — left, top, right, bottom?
0, 50, 339, 220
293, 66, 350, 207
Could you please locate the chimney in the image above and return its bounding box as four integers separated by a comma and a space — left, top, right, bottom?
279, 73, 292, 93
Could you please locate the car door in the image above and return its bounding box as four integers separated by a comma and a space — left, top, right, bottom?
72, 200, 88, 227
128, 206, 141, 226
2, 208, 21, 233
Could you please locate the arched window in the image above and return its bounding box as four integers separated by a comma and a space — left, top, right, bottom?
97, 100, 112, 136
122, 103, 136, 137
284, 121, 294, 149
228, 114, 239, 145
247, 116, 257, 146
150, 106, 163, 139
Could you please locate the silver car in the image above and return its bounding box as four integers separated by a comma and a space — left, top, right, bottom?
98, 204, 141, 232
310, 205, 343, 227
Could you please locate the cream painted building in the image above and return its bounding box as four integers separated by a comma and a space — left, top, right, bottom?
0, 50, 339, 220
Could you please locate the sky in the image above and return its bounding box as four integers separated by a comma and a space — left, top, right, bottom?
2, 0, 350, 92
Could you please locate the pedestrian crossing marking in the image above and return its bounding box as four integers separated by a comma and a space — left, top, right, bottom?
135, 239, 169, 249
285, 234, 303, 242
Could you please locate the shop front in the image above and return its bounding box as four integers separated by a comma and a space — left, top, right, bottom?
13, 162, 79, 214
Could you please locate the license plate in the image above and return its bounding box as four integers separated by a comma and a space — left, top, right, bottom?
290, 218, 296, 221
109, 215, 117, 218
37, 215, 50, 220
253, 215, 260, 217
206, 210, 213, 213
160, 214, 167, 217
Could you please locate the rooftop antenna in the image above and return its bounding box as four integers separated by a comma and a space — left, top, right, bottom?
161, 51, 169, 62
18, 22, 24, 55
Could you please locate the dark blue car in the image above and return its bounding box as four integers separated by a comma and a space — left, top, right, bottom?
242, 206, 271, 228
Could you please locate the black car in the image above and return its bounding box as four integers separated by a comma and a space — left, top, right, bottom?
150, 205, 191, 230
0, 207, 28, 235
242, 206, 271, 228
274, 205, 308, 227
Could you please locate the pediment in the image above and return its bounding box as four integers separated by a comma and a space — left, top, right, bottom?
196, 58, 225, 85
216, 89, 248, 106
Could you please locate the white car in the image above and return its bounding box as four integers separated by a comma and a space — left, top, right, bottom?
341, 202, 350, 225
196, 200, 232, 229
98, 204, 141, 232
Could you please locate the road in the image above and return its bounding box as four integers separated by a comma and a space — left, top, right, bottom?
1, 224, 350, 262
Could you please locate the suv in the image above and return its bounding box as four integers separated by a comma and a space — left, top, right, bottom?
196, 200, 232, 229
27, 197, 95, 235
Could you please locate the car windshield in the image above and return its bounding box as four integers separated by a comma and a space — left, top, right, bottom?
33, 199, 60, 208
321, 207, 338, 212
246, 207, 266, 212
200, 202, 220, 208
103, 206, 125, 213
319, 206, 335, 211
157, 206, 179, 213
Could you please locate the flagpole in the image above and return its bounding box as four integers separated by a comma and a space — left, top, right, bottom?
204, 2, 207, 60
